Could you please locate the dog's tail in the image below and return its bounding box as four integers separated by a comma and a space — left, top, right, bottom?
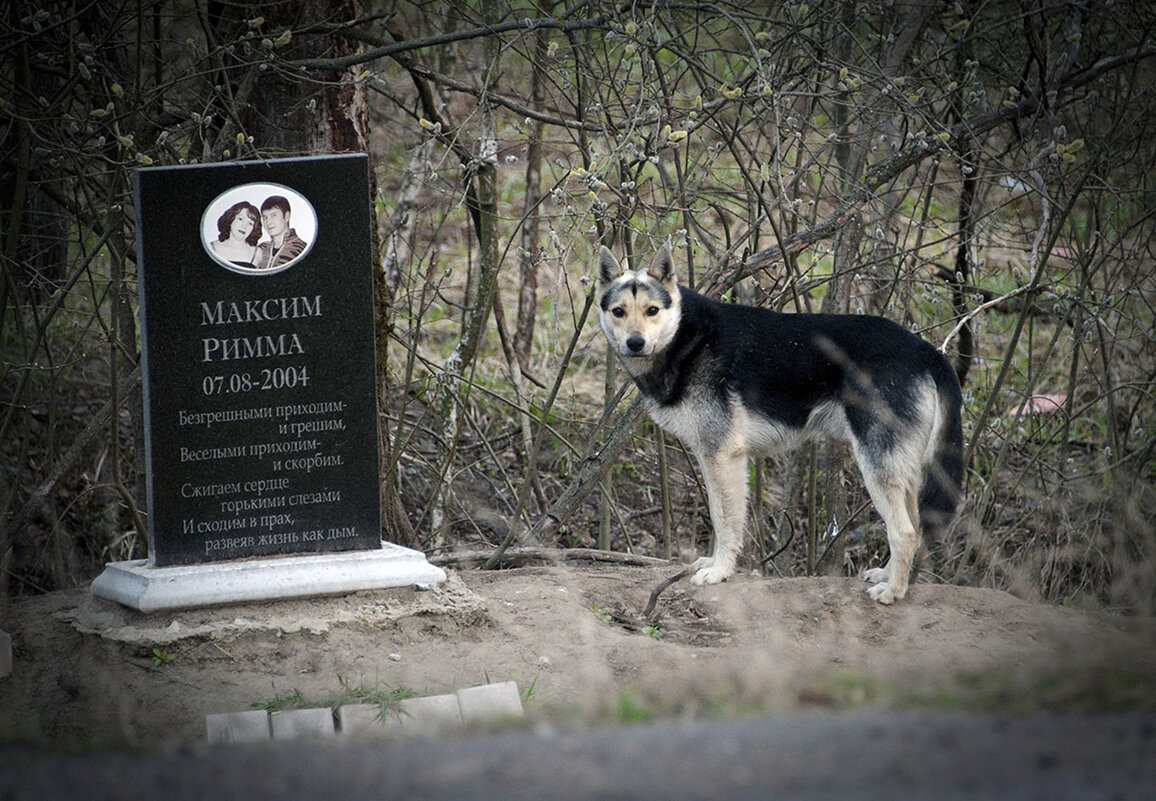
919, 373, 964, 540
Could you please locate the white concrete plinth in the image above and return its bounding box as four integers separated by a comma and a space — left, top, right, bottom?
90, 541, 446, 613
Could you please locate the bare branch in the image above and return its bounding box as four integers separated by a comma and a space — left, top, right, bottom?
292, 15, 608, 71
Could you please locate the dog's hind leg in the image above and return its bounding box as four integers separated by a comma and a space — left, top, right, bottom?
689, 448, 749, 586
859, 479, 921, 604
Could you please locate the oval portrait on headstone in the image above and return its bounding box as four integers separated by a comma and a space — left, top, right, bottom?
200, 183, 317, 275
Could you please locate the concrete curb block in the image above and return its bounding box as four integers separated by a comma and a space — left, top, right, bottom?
205, 710, 271, 743
457, 681, 524, 724
393, 693, 463, 737
271, 707, 338, 740
333, 702, 402, 738
206, 681, 523, 742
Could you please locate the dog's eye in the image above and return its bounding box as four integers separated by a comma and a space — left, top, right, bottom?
646, 306, 660, 317
612, 307, 626, 318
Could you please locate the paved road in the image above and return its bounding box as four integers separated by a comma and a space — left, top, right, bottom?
3, 711, 1154, 800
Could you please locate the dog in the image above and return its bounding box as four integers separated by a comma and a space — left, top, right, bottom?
596, 244, 964, 604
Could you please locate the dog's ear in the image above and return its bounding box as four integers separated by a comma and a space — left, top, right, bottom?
596, 246, 621, 287
649, 243, 676, 287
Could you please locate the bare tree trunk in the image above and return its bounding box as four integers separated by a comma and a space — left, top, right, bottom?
238, 2, 369, 155
425, 1, 503, 544
513, 19, 549, 370
946, 30, 978, 387
237, 0, 410, 546
429, 107, 500, 541
815, 2, 863, 574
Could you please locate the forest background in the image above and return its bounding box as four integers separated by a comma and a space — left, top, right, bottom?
2, 0, 1153, 615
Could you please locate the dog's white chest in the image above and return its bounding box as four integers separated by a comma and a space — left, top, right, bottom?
647, 398, 710, 450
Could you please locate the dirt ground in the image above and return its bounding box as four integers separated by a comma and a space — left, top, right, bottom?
2, 561, 1155, 747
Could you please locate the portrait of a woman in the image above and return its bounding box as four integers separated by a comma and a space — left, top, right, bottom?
210, 201, 266, 269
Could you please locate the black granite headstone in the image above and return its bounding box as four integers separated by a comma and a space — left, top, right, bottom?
134, 154, 381, 566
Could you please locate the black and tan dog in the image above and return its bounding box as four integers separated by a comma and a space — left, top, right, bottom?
596, 244, 963, 604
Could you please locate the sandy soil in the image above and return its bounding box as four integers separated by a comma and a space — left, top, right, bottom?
2, 563, 1155, 747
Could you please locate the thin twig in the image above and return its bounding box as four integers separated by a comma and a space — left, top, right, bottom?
939, 283, 1048, 354
759, 513, 796, 567
642, 568, 690, 622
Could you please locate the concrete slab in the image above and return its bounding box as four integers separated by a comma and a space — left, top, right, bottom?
205, 710, 271, 744
457, 681, 523, 724
395, 694, 462, 736
90, 541, 446, 612
270, 708, 336, 740
335, 703, 404, 737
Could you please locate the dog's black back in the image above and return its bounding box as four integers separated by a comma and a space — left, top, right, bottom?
631, 286, 964, 537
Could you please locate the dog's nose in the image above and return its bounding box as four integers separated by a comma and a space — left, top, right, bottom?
626, 335, 645, 353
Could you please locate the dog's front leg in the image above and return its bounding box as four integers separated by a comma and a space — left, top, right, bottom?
859, 481, 921, 604
690, 448, 749, 585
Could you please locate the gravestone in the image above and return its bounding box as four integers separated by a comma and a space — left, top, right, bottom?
92, 154, 444, 611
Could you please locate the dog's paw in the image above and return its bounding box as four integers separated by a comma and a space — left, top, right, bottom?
689, 556, 714, 572
690, 563, 732, 586
866, 582, 895, 605
860, 566, 889, 585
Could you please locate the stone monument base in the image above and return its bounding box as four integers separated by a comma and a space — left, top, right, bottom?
91, 542, 446, 613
